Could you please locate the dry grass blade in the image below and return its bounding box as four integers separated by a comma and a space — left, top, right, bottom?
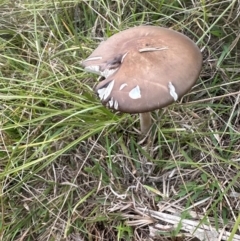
127, 207, 240, 241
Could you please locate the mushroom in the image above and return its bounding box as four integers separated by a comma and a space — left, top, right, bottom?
82, 26, 202, 134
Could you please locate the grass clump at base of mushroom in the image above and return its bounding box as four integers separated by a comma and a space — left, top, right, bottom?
0, 0, 240, 240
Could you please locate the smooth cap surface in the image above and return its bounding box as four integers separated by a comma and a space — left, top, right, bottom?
82, 26, 202, 113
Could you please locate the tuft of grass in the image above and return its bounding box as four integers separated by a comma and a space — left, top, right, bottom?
0, 0, 240, 240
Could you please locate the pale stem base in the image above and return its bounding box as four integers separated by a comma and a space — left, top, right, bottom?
139, 112, 152, 135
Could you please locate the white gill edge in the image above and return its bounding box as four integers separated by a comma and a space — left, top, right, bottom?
83, 56, 102, 62
114, 100, 118, 110
101, 68, 118, 78
97, 88, 106, 100
168, 82, 178, 101
129, 85, 141, 99
121, 52, 129, 63
102, 80, 115, 100
138, 47, 168, 53
119, 83, 128, 91
108, 97, 114, 108
84, 65, 101, 75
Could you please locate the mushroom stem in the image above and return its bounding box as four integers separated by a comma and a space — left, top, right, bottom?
139, 112, 152, 135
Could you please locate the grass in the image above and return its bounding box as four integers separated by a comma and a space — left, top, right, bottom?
0, 0, 240, 240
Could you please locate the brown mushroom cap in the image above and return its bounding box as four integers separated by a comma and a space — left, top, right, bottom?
82, 26, 202, 114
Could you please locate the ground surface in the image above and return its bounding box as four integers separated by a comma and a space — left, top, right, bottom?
0, 1, 240, 241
